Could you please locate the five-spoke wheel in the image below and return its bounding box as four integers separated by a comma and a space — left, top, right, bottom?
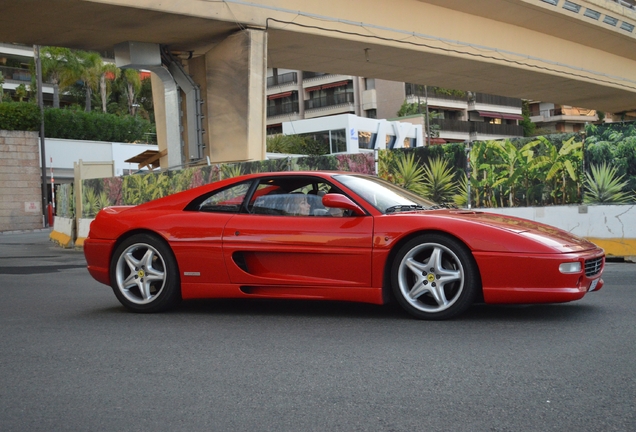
391, 234, 479, 320
110, 234, 181, 312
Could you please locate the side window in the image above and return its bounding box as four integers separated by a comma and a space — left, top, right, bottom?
249, 178, 349, 217
197, 182, 250, 213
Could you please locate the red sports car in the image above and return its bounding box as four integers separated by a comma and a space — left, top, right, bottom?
84, 171, 605, 320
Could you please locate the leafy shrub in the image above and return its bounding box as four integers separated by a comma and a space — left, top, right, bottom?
584, 163, 634, 203
0, 102, 41, 131
266, 134, 329, 155
421, 156, 458, 203
43, 108, 152, 143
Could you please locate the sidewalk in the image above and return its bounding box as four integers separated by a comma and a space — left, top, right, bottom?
0, 229, 85, 269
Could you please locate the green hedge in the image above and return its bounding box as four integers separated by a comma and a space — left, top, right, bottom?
0, 102, 152, 143
0, 102, 41, 131
43, 109, 152, 143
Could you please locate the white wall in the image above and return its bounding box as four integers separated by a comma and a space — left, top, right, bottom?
283, 113, 423, 153
479, 204, 634, 239
480, 204, 636, 258
40, 138, 157, 180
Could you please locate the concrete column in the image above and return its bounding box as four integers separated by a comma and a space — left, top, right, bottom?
204, 29, 267, 163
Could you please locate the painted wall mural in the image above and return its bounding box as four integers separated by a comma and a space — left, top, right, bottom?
74, 125, 636, 219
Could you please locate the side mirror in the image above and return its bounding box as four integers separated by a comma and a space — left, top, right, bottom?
322, 193, 366, 216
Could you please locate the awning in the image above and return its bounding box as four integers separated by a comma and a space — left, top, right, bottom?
476, 110, 502, 118
304, 80, 350, 92
428, 104, 464, 111
476, 111, 523, 120
124, 149, 167, 170
501, 113, 524, 120
268, 91, 292, 100
429, 138, 446, 144
320, 80, 349, 90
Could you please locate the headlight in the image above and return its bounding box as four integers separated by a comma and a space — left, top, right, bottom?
559, 262, 581, 274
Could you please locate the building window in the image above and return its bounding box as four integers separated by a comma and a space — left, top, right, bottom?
299, 129, 347, 154
305, 82, 354, 109
266, 124, 282, 135
366, 109, 377, 119
330, 129, 347, 153
358, 131, 377, 149
404, 138, 416, 148
364, 78, 375, 90
267, 91, 299, 117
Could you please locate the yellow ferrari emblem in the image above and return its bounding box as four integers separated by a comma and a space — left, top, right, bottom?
138, 270, 145, 278
427, 273, 435, 282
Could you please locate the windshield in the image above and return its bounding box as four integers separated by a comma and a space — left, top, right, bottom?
334, 174, 438, 214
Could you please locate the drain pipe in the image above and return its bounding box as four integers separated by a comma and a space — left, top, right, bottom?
163, 48, 205, 162
114, 42, 183, 170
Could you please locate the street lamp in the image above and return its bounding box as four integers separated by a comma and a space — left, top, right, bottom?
34, 45, 48, 227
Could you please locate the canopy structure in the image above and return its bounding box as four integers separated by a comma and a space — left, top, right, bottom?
125, 149, 167, 170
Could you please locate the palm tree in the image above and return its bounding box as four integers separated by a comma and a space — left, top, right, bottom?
121, 69, 142, 115
98, 63, 120, 113
72, 51, 103, 111
40, 46, 77, 108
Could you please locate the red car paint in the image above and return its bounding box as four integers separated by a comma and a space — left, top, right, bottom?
84, 171, 604, 313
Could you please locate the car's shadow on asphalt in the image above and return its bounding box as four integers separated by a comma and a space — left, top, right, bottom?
96, 297, 601, 323
460, 302, 601, 322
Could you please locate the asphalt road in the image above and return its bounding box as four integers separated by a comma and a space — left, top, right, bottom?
0, 230, 634, 432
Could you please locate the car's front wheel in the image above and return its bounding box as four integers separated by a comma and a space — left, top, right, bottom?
110, 233, 181, 312
391, 234, 479, 320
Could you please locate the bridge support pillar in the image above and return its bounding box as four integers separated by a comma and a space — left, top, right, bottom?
198, 29, 267, 163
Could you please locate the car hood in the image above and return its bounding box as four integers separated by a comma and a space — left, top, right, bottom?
438, 210, 598, 252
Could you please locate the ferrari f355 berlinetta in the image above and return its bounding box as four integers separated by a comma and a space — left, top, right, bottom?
84, 171, 604, 320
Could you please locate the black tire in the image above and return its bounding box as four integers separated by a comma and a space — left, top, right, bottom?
109, 233, 181, 313
391, 233, 479, 320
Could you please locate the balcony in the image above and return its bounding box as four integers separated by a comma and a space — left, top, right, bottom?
470, 122, 524, 137
1, 65, 33, 82
267, 102, 300, 117
267, 72, 297, 88
303, 93, 355, 119
430, 118, 523, 138
304, 92, 354, 110
472, 93, 521, 109
302, 74, 352, 91
302, 72, 331, 80
430, 118, 471, 133
530, 107, 598, 123
405, 84, 467, 102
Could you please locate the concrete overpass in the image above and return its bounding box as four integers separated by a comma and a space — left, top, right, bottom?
1, 0, 636, 168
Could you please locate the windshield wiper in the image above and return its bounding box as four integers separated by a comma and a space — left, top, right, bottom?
385, 204, 427, 214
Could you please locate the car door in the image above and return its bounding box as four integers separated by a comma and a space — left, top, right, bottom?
222, 177, 374, 288
222, 214, 373, 287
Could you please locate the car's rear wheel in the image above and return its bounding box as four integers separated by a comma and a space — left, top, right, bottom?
391, 234, 479, 320
110, 233, 181, 312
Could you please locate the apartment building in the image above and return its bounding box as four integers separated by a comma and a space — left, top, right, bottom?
266, 68, 527, 147
527, 102, 599, 133
0, 43, 55, 101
